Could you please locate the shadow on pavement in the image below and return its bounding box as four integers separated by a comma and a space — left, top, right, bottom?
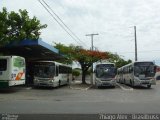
0, 88, 19, 93
118, 83, 153, 90
133, 86, 153, 90
32, 84, 68, 90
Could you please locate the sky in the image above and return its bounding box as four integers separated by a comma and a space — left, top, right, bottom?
1, 0, 160, 65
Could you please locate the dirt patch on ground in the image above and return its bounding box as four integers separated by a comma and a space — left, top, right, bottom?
69, 82, 92, 90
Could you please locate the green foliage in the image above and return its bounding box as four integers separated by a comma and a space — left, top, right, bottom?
72, 69, 80, 77
54, 43, 108, 69
54, 43, 108, 84
54, 42, 74, 64
0, 7, 47, 46
107, 52, 132, 68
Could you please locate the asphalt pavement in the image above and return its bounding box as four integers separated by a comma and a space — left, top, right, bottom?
0, 80, 160, 115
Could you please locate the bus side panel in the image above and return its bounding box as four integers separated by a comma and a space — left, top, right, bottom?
59, 74, 68, 85
0, 57, 11, 88
52, 76, 60, 87
9, 56, 25, 86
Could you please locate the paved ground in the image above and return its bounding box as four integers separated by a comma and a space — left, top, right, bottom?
0, 80, 160, 115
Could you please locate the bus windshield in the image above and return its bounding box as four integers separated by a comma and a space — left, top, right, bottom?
34, 63, 55, 78
134, 62, 155, 77
96, 65, 116, 78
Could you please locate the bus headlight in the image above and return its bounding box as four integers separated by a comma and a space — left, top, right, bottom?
111, 79, 116, 83
134, 77, 140, 83
34, 78, 39, 82
49, 80, 54, 83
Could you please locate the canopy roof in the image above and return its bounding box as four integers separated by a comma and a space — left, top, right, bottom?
0, 39, 65, 61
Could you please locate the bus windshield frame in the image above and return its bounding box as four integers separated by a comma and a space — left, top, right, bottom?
134, 62, 155, 77
96, 64, 116, 79
34, 62, 55, 78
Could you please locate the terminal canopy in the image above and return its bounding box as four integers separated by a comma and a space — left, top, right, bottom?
0, 39, 65, 61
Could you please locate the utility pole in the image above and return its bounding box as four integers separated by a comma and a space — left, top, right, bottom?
86, 33, 99, 51
86, 33, 99, 85
134, 26, 138, 61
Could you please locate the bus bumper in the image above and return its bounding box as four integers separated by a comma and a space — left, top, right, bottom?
134, 79, 156, 86
96, 80, 116, 87
34, 81, 55, 87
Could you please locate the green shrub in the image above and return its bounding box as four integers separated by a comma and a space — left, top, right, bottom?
72, 70, 80, 76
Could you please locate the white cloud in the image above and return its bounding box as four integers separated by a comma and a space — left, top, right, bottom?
1, 0, 160, 65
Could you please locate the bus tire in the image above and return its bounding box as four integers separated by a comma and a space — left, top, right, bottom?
67, 79, 69, 85
59, 80, 61, 87
130, 80, 134, 87
130, 80, 132, 86
131, 80, 134, 87
147, 84, 151, 88
124, 79, 126, 84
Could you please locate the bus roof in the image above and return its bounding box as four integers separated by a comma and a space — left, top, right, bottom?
95, 62, 115, 65
118, 61, 155, 69
33, 61, 72, 67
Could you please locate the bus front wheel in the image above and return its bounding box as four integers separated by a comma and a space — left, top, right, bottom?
131, 80, 134, 87
59, 80, 61, 87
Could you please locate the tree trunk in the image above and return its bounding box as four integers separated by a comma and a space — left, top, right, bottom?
82, 70, 86, 84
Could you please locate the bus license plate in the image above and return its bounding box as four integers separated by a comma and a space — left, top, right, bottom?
143, 81, 149, 84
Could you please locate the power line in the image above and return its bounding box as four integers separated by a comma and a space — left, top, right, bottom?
38, 0, 81, 45
38, 0, 88, 48
41, 0, 87, 47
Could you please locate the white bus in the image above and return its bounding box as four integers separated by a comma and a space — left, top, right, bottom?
154, 66, 160, 80
33, 61, 72, 88
117, 61, 156, 88
116, 67, 123, 83
0, 56, 25, 88
94, 63, 117, 88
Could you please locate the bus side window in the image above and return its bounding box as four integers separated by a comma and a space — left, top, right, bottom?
56, 65, 59, 76
0, 59, 7, 71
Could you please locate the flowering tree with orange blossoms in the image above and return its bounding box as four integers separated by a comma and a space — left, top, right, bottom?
54, 43, 108, 84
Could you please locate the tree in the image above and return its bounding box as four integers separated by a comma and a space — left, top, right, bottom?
0, 7, 47, 46
54, 43, 108, 84
107, 52, 132, 68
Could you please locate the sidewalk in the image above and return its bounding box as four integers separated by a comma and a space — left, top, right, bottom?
69, 80, 92, 90
156, 80, 160, 84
